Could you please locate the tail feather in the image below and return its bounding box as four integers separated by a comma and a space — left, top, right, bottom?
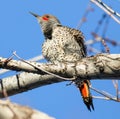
77, 80, 94, 111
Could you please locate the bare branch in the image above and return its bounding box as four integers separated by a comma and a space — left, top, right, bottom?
91, 86, 120, 102
87, 45, 101, 53
0, 100, 55, 119
0, 54, 120, 79
91, 32, 120, 46
90, 0, 120, 24
76, 2, 94, 29
0, 54, 120, 98
112, 80, 119, 99
91, 0, 120, 18
0, 55, 44, 75
0, 72, 63, 98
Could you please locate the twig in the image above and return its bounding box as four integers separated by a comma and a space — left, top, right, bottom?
13, 52, 75, 81
93, 0, 120, 18
91, 0, 120, 24
100, 15, 110, 53
91, 32, 120, 46
90, 86, 120, 102
100, 37, 110, 53
92, 96, 111, 100
0, 54, 44, 75
102, 15, 110, 38
87, 46, 101, 53
94, 13, 107, 34
91, 32, 110, 53
76, 2, 94, 29
112, 80, 119, 99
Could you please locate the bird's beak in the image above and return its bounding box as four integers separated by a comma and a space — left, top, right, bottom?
29, 11, 41, 18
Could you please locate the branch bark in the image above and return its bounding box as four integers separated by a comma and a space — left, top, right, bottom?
0, 54, 120, 98
90, 0, 120, 24
0, 54, 120, 79
0, 72, 62, 98
0, 100, 55, 119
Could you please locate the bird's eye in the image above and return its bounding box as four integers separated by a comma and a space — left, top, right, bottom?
45, 15, 49, 18
42, 15, 49, 21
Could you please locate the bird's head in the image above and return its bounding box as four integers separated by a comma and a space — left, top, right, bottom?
30, 12, 61, 39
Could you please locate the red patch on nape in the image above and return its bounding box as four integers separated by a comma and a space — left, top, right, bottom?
42, 16, 49, 21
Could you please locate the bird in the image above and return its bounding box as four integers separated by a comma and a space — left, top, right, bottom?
30, 12, 94, 111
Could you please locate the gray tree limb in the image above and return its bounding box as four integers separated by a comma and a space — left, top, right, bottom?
0, 54, 120, 79
0, 54, 120, 98
0, 72, 62, 98
0, 100, 55, 119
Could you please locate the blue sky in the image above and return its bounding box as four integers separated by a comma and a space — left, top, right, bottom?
0, 0, 120, 119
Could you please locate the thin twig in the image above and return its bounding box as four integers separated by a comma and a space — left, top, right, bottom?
101, 15, 110, 53
87, 46, 101, 53
76, 2, 94, 29
100, 37, 110, 53
94, 13, 107, 34
112, 80, 119, 99
92, 96, 111, 100
91, 0, 120, 24
94, 0, 120, 18
13, 52, 75, 81
90, 86, 120, 102
91, 32, 120, 46
0, 54, 44, 75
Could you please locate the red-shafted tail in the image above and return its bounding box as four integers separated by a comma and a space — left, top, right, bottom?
77, 80, 94, 111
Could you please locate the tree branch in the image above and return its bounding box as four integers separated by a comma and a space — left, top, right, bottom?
0, 72, 63, 98
0, 99, 55, 119
0, 54, 120, 79
0, 55, 44, 75
0, 54, 120, 98
90, 0, 120, 24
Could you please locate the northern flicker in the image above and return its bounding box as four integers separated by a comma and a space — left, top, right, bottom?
30, 12, 94, 111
